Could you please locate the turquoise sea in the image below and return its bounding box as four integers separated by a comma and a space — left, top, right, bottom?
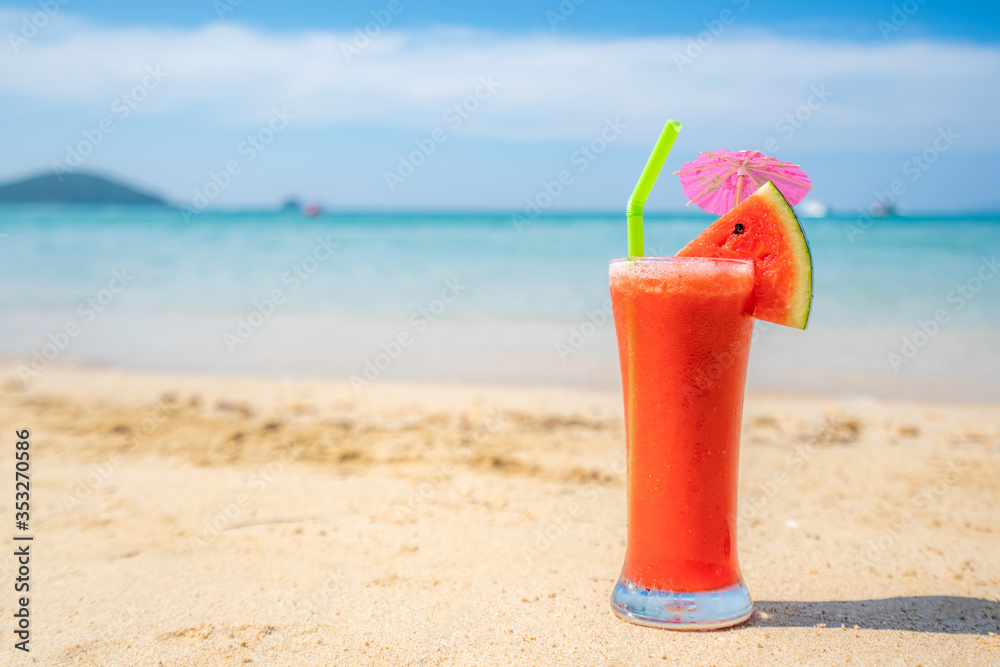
1, 205, 998, 401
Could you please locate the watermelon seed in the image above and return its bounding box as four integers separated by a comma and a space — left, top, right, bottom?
733, 223, 745, 236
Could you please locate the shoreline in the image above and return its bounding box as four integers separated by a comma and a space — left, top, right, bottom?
6, 359, 1000, 409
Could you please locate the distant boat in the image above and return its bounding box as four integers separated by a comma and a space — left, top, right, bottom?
302, 201, 322, 217
280, 197, 302, 212
871, 202, 906, 217
798, 199, 828, 218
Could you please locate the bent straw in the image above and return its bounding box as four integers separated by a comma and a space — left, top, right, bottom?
626, 120, 682, 257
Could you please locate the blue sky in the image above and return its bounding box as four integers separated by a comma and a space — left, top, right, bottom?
1, 0, 998, 212
5, 0, 999, 41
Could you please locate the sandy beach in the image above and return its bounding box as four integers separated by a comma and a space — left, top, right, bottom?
2, 1, 998, 665
0, 364, 998, 665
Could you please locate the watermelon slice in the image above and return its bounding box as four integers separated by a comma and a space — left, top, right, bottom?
676, 181, 813, 329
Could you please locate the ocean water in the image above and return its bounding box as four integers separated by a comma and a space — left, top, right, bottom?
1, 205, 998, 401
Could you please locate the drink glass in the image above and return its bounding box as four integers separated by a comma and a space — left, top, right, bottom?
609, 256, 755, 630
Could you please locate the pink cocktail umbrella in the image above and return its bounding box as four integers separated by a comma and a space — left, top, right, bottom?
675, 150, 813, 215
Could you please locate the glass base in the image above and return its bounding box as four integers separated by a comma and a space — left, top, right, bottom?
610, 576, 753, 630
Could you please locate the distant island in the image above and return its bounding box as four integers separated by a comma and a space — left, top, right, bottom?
0, 172, 167, 205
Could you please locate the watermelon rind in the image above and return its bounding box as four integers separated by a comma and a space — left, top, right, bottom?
755, 182, 812, 329
677, 181, 813, 329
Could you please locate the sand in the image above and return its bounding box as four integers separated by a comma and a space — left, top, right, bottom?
0, 364, 998, 665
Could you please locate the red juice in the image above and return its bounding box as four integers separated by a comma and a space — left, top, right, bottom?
610, 257, 754, 596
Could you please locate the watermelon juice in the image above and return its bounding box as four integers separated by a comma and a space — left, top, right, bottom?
609, 256, 755, 629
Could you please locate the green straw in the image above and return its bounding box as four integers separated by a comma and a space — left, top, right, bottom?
626, 120, 682, 257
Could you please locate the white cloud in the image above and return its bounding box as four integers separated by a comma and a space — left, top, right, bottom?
1, 12, 998, 150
